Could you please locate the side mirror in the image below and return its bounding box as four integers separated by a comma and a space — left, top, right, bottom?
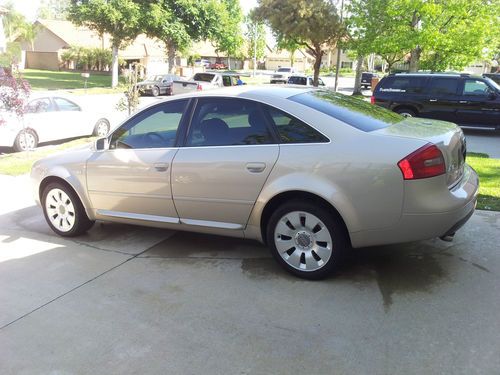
488, 91, 497, 100
95, 137, 109, 151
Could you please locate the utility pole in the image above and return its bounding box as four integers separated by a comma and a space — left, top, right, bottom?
334, 0, 344, 92
253, 22, 257, 77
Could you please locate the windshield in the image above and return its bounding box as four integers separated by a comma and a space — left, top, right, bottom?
277, 68, 292, 72
289, 90, 404, 132
484, 77, 500, 91
193, 73, 215, 82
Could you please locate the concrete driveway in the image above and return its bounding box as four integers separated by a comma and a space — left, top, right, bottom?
1, 175, 499, 374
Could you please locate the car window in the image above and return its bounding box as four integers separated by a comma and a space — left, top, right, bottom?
289, 76, 306, 85
378, 77, 426, 94
428, 78, 459, 96
110, 100, 188, 149
462, 79, 491, 96
222, 76, 232, 87
193, 73, 215, 82
264, 106, 329, 144
54, 98, 80, 111
318, 78, 325, 86
186, 98, 274, 146
26, 98, 53, 113
290, 90, 403, 132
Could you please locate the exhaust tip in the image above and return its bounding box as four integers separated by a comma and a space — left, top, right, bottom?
440, 233, 455, 242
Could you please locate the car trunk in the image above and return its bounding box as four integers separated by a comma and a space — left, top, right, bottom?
374, 118, 466, 188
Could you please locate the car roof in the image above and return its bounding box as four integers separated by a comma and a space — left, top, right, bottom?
389, 72, 484, 79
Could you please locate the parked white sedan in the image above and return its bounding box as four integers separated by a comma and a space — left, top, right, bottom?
0, 96, 111, 152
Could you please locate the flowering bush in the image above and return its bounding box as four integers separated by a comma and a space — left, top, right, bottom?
0, 72, 31, 126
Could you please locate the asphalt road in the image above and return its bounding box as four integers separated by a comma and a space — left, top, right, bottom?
0, 175, 499, 374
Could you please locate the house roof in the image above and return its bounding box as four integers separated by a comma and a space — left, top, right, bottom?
35, 19, 166, 58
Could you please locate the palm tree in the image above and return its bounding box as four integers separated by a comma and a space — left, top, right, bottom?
19, 23, 39, 51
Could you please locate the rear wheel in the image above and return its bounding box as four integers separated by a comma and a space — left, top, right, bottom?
395, 108, 417, 118
266, 201, 347, 279
13, 129, 38, 152
152, 86, 160, 96
42, 182, 94, 237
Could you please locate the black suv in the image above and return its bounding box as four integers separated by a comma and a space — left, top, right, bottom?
361, 72, 379, 89
372, 73, 500, 130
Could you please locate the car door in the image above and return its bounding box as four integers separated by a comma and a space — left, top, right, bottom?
455, 78, 500, 128
52, 97, 87, 139
86, 99, 190, 222
420, 77, 460, 122
24, 97, 59, 143
171, 97, 279, 229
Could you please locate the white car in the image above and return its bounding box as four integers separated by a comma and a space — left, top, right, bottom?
270, 67, 297, 84
0, 96, 112, 152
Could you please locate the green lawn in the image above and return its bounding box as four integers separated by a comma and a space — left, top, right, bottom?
0, 137, 95, 176
22, 69, 125, 92
467, 153, 500, 211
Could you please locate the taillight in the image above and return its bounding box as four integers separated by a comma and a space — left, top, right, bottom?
370, 96, 375, 104
197, 84, 202, 91
398, 143, 446, 180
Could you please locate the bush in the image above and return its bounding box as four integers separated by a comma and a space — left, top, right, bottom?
60, 46, 112, 71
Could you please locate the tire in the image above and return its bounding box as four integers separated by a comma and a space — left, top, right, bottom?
93, 118, 110, 137
266, 201, 347, 279
13, 129, 38, 152
152, 86, 160, 97
42, 182, 94, 237
395, 108, 417, 118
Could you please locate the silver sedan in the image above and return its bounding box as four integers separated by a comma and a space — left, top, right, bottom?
31, 86, 478, 279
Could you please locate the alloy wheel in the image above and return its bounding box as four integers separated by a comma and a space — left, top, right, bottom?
274, 211, 333, 272
45, 188, 76, 232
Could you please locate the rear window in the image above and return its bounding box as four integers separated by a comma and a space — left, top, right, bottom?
288, 76, 307, 85
289, 90, 403, 132
277, 68, 292, 72
193, 73, 215, 82
378, 76, 426, 94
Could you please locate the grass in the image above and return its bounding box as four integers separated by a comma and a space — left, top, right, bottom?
466, 153, 500, 211
0, 137, 95, 176
22, 69, 126, 93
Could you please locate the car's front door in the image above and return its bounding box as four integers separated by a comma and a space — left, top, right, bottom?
24, 97, 58, 143
171, 97, 279, 229
86, 99, 190, 223
455, 78, 500, 128
52, 97, 86, 139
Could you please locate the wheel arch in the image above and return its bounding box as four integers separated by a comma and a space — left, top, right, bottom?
392, 104, 419, 116
259, 190, 351, 247
38, 174, 94, 220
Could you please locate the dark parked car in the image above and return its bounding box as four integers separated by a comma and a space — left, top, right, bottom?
372, 73, 500, 130
136, 74, 180, 96
361, 72, 379, 89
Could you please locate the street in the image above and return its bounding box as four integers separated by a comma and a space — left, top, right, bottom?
0, 175, 499, 374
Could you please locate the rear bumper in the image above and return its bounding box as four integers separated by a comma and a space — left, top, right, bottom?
350, 164, 479, 248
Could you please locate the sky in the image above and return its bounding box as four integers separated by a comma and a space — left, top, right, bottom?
6, 0, 259, 21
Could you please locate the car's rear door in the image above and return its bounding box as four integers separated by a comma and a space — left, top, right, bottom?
86, 99, 191, 222
24, 97, 58, 142
421, 77, 460, 122
171, 97, 279, 229
455, 78, 500, 129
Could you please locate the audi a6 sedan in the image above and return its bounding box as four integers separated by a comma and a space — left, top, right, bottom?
31, 86, 478, 279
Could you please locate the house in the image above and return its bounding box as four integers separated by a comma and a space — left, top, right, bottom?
264, 46, 315, 72
20, 19, 168, 73
188, 41, 246, 70
321, 48, 357, 70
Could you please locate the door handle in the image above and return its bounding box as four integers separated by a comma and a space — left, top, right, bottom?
246, 162, 266, 173
153, 163, 169, 172
459, 100, 468, 104
429, 99, 438, 102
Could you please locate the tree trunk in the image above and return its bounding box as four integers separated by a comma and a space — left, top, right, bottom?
352, 54, 364, 95
312, 48, 323, 87
409, 47, 421, 72
111, 44, 119, 88
167, 40, 176, 74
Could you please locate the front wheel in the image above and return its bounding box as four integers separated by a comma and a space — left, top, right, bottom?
152, 86, 160, 97
13, 129, 38, 152
42, 182, 94, 237
266, 201, 347, 279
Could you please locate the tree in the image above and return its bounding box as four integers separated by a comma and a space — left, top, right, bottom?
18, 23, 39, 51
254, 0, 344, 86
276, 36, 300, 67
69, 0, 142, 87
212, 0, 244, 69
37, 0, 70, 20
244, 15, 266, 65
142, 0, 222, 74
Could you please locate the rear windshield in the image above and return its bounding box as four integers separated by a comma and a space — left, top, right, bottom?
289, 90, 403, 132
277, 68, 292, 72
193, 73, 215, 82
378, 76, 427, 94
